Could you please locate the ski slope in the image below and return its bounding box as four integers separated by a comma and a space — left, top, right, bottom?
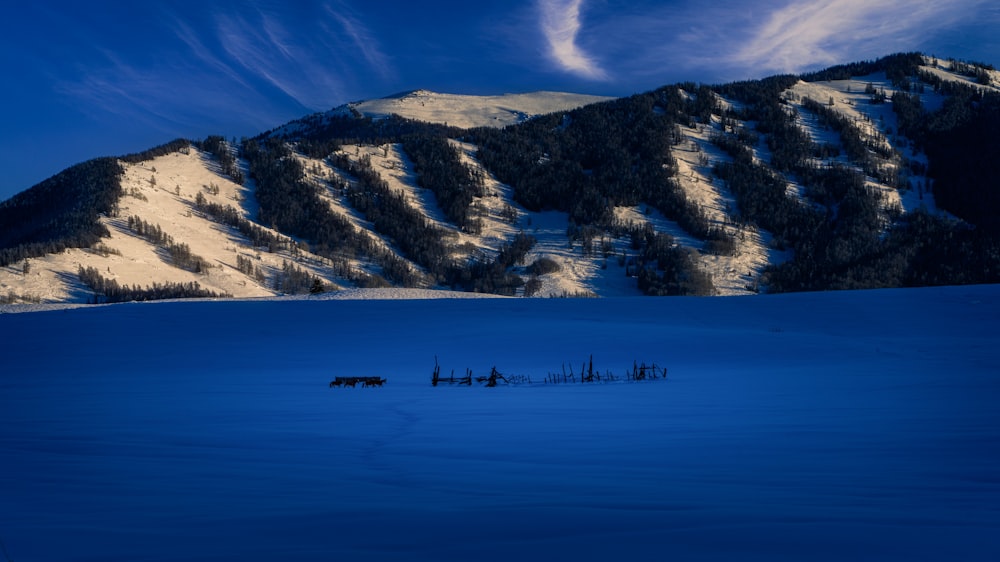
2, 285, 998, 561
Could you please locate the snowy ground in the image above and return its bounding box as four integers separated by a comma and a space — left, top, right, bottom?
2, 285, 999, 561
274, 90, 615, 137
348, 90, 614, 129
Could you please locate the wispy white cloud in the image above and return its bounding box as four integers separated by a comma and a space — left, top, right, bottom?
216, 3, 395, 110
551, 0, 1000, 90
323, 6, 394, 82
59, 51, 180, 128
167, 16, 252, 91
53, 6, 340, 137
55, 44, 286, 137
733, 0, 996, 73
217, 10, 344, 109
538, 0, 608, 80
50, 0, 401, 145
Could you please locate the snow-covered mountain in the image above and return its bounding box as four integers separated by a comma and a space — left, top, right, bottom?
297, 89, 616, 131
1, 53, 998, 304
1, 91, 617, 303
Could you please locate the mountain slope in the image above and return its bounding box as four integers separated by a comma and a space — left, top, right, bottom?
0, 147, 335, 302
2, 53, 999, 304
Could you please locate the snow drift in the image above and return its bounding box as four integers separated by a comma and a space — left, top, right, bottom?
1, 285, 998, 560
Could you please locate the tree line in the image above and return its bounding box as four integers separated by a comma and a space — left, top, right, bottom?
77, 265, 228, 303
892, 79, 1000, 233
126, 215, 210, 273
327, 149, 452, 284
197, 135, 245, 184
714, 53, 1000, 290
242, 136, 422, 287
400, 135, 485, 232
467, 89, 725, 294
0, 157, 124, 267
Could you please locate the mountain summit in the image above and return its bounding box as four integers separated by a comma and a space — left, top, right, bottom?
346, 90, 615, 129
270, 90, 613, 136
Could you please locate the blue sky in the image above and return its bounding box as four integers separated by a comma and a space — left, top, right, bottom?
2, 0, 998, 201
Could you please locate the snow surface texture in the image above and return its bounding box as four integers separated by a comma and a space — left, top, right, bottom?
349, 89, 615, 129
2, 285, 999, 561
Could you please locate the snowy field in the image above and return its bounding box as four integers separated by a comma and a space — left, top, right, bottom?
347, 90, 614, 129
2, 286, 999, 561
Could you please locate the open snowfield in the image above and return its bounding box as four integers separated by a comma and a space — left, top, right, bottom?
2, 285, 999, 561
349, 90, 615, 129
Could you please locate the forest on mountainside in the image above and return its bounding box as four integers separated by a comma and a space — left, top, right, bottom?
243, 133, 536, 295
893, 76, 1000, 233
467, 85, 733, 295
231, 51, 1000, 295
0, 139, 192, 268
0, 157, 122, 267
2, 53, 998, 298
710, 54, 1000, 290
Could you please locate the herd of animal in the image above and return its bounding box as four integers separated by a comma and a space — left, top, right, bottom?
328, 376, 386, 388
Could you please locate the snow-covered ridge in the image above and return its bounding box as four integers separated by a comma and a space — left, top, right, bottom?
348, 89, 614, 129
310, 89, 612, 130
919, 55, 1000, 93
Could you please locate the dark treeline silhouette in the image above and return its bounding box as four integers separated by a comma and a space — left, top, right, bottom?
327, 150, 451, 284
242, 136, 416, 287
126, 215, 210, 273
400, 135, 485, 232
712, 52, 1000, 290
468, 89, 724, 294
892, 81, 1000, 233
763, 209, 1000, 291
197, 135, 245, 184
799, 52, 925, 88
119, 138, 192, 164
0, 157, 124, 266
78, 265, 229, 303
274, 112, 464, 151
922, 91, 1000, 232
